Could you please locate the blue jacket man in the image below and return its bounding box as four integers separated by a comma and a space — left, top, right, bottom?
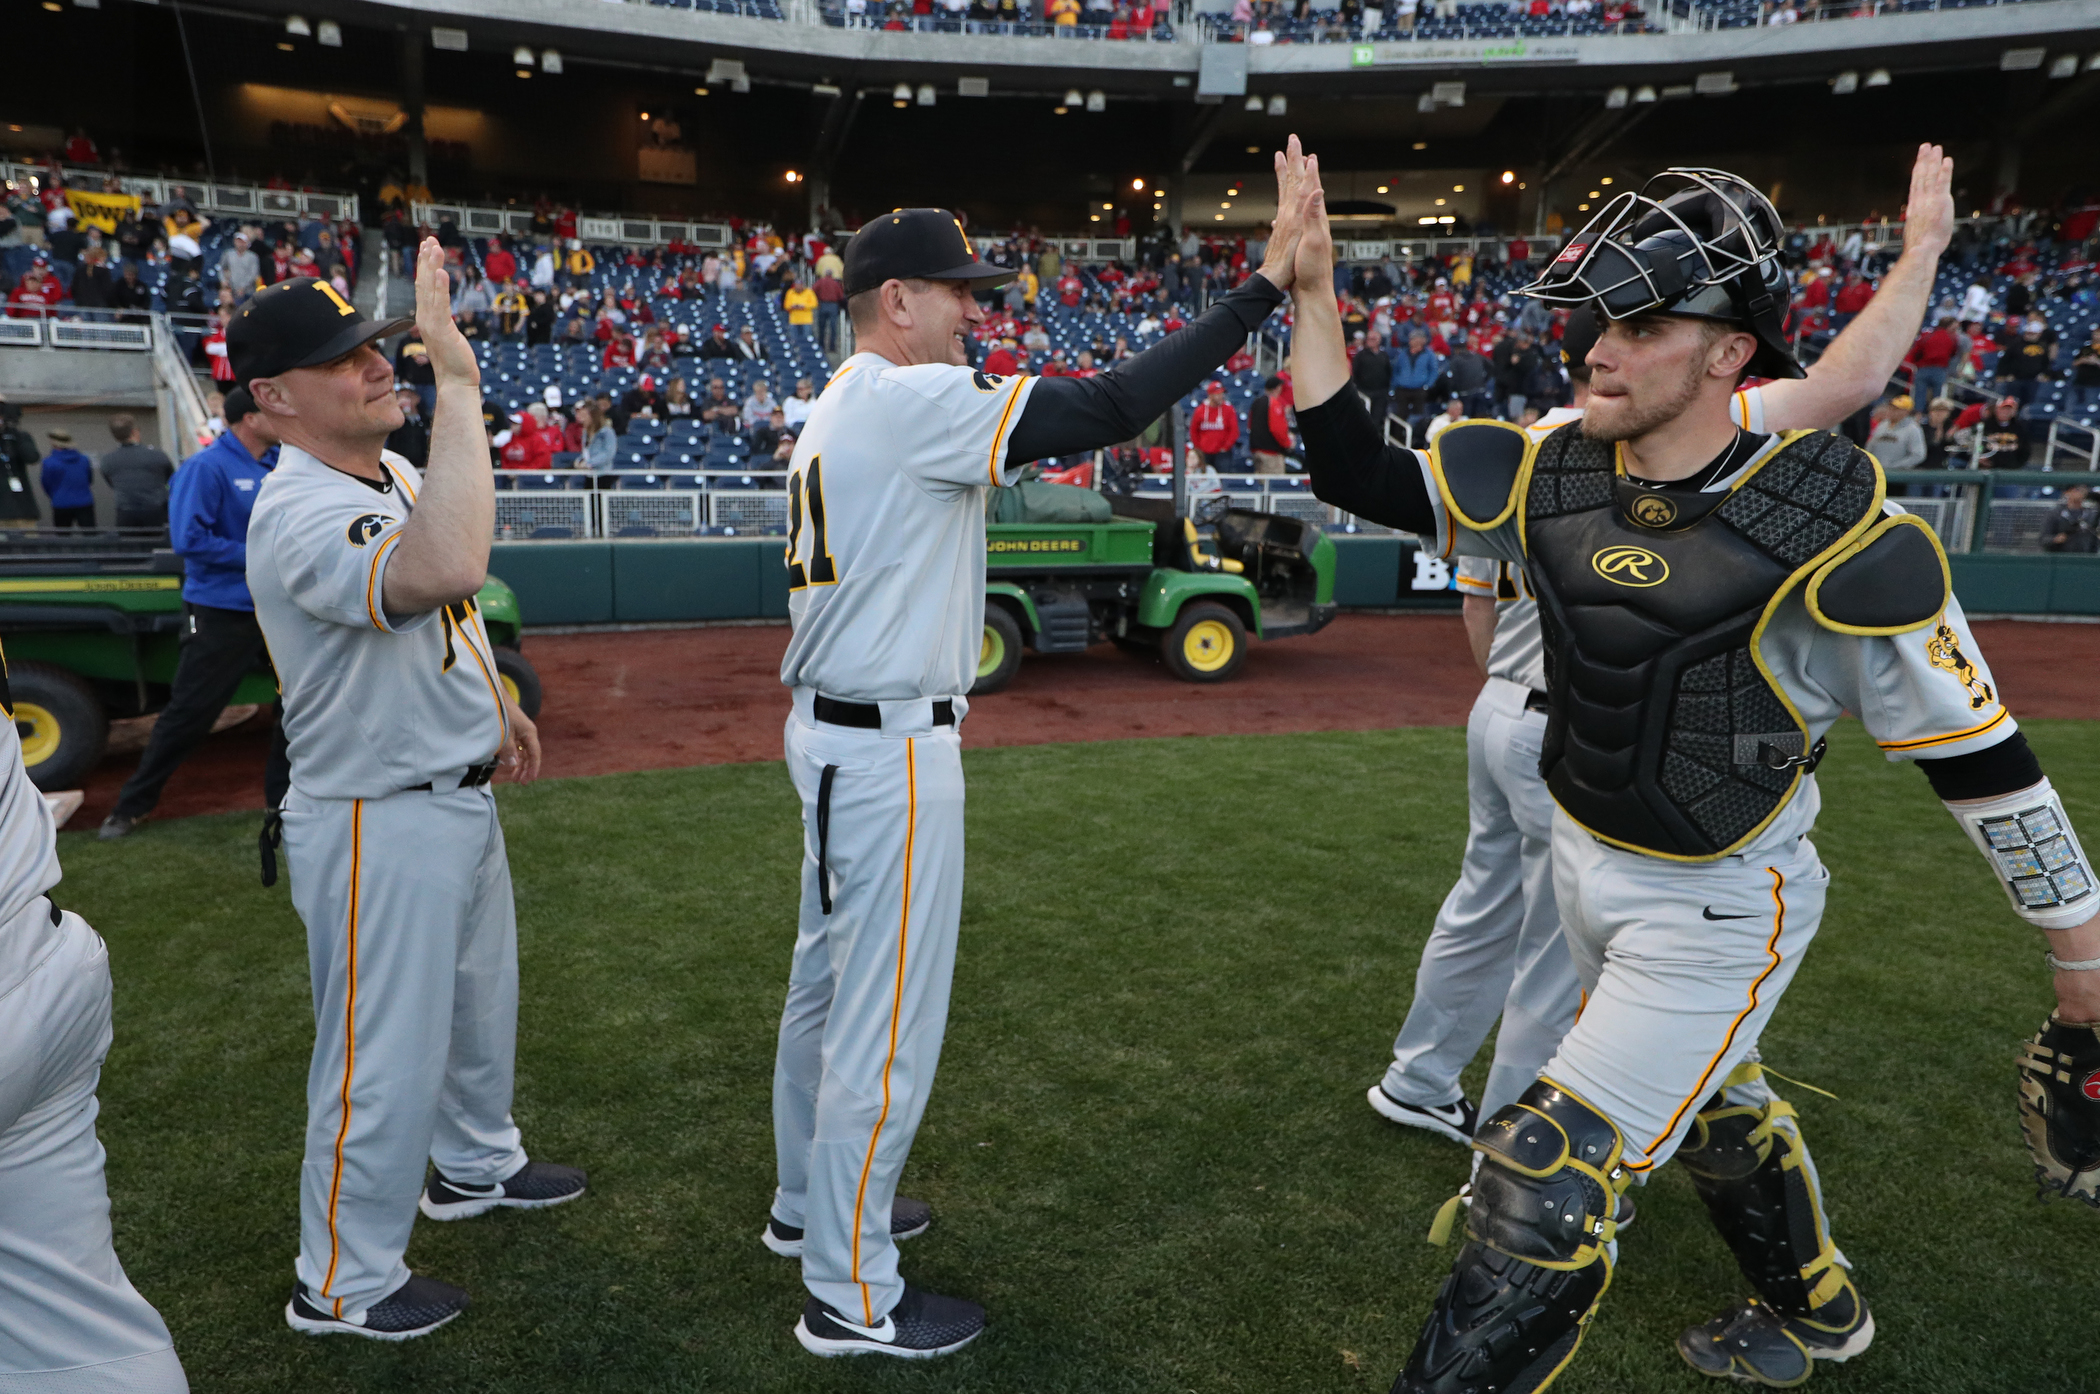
39, 432, 95, 526
1389, 335, 1446, 426
102, 388, 289, 838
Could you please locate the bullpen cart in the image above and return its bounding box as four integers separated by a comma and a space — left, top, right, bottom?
975, 493, 1337, 694
0, 535, 541, 791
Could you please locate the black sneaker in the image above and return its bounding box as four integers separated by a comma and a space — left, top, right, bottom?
1366, 1083, 1478, 1145
420, 1160, 587, 1221
1678, 1296, 1874, 1386
762, 1196, 933, 1258
285, 1275, 468, 1342
794, 1284, 984, 1360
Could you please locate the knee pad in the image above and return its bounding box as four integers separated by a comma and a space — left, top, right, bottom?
1677, 1066, 1859, 1332
1397, 1079, 1631, 1394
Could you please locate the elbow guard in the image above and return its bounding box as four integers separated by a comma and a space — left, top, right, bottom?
1946, 776, 2098, 929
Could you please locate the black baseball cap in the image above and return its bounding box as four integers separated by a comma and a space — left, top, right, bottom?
842, 209, 1011, 298
223, 384, 258, 423
1560, 305, 1600, 371
227, 277, 413, 389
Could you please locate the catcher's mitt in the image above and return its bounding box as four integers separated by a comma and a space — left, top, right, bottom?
2018, 1016, 2100, 1206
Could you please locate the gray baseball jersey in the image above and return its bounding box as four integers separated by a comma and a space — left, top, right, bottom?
0, 654, 188, 1391
778, 356, 1039, 702
248, 445, 508, 797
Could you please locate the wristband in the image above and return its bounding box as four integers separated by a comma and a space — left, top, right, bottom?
2046, 952, 2100, 973
1946, 777, 2097, 930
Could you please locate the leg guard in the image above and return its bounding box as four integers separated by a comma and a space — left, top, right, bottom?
1675, 1063, 1869, 1385
1393, 1078, 1630, 1394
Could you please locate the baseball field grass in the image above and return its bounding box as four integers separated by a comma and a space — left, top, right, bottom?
62, 721, 2100, 1394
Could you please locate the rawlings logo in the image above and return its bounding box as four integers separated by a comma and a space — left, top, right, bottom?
1554, 242, 1588, 264
1591, 544, 1669, 588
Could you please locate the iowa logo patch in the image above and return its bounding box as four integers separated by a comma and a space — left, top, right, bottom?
1629, 494, 1678, 528
346, 514, 395, 547
971, 371, 1007, 393
1591, 544, 1668, 587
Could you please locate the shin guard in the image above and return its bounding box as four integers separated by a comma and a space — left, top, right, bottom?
1676, 1064, 1862, 1338
1394, 1078, 1630, 1394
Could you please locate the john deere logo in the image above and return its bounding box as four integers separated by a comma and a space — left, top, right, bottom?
1629, 495, 1677, 528
1592, 545, 1668, 587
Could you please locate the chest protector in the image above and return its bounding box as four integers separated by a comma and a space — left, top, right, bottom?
1516, 423, 1886, 860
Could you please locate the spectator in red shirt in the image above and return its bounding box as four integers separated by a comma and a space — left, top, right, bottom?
1190, 380, 1240, 466
499, 405, 556, 471
1831, 270, 1874, 327
1797, 268, 1831, 311
484, 239, 517, 284
1056, 272, 1083, 308
603, 331, 636, 370
1508, 236, 1530, 269
63, 129, 98, 166
1906, 313, 1959, 403
982, 337, 1021, 376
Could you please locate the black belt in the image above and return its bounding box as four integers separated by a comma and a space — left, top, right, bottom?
406, 761, 499, 792
1525, 689, 1551, 715
813, 695, 954, 730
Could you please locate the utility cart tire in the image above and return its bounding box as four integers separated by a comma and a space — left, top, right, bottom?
492, 646, 544, 720
10, 661, 107, 792
1162, 603, 1247, 684
972, 606, 1025, 695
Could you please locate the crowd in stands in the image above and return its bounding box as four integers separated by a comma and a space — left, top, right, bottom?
1, 158, 362, 378
1205, 0, 1653, 43
822, 0, 1176, 34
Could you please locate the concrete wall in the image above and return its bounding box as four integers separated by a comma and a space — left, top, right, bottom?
0, 404, 167, 529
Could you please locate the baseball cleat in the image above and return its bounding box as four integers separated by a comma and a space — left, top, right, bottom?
1366, 1083, 1478, 1145
794, 1284, 984, 1360
419, 1160, 587, 1221
97, 815, 136, 841
285, 1275, 469, 1342
763, 1196, 933, 1258
1677, 1298, 1873, 1386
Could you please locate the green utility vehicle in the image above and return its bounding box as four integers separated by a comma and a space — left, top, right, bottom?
975, 494, 1337, 693
0, 538, 540, 791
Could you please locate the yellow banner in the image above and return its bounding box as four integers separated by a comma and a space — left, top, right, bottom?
64, 189, 141, 235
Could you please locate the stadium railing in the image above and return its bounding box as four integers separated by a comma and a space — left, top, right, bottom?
1, 161, 360, 225
1679, 0, 2071, 31
410, 202, 737, 251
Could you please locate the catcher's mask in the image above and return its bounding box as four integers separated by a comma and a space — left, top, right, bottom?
1521, 168, 1803, 381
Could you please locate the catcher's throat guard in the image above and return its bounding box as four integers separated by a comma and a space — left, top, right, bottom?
1521, 167, 1803, 381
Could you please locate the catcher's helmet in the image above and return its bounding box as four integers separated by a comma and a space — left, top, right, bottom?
1520, 168, 1802, 380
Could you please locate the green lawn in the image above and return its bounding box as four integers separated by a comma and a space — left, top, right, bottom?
61, 723, 2100, 1394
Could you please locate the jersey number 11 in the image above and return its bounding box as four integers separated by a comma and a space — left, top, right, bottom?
786, 456, 837, 591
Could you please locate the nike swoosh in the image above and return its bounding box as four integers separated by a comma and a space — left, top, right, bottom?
1702, 907, 1757, 921
832, 1315, 897, 1343
444, 1182, 503, 1196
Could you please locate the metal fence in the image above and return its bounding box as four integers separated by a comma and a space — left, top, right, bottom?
1, 162, 359, 224
411, 202, 733, 251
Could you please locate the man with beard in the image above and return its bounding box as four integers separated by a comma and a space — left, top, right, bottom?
1291, 155, 2100, 1392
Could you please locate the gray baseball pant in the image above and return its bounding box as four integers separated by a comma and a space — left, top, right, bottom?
281, 783, 528, 1319
1543, 807, 1840, 1234
0, 899, 187, 1392
1381, 677, 1582, 1123
773, 694, 966, 1327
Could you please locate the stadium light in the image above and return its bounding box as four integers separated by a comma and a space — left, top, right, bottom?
540, 49, 563, 73
1103, 203, 1114, 210
1453, 184, 1464, 192
284, 14, 311, 36
917, 83, 936, 105
1831, 70, 1859, 94
1065, 88, 1084, 107
1439, 216, 1454, 224
2049, 53, 2079, 78
1267, 94, 1287, 116
1863, 68, 1888, 86
1412, 141, 1427, 150
513, 45, 534, 66
1605, 86, 1629, 109
1246, 95, 1264, 112
785, 170, 801, 183
1132, 178, 1146, 191
1500, 170, 1514, 184
1086, 89, 1106, 112
1418, 216, 1436, 225
1632, 85, 1657, 103
893, 82, 912, 103
1376, 185, 1389, 193
317, 20, 341, 46
1601, 177, 1613, 184
1435, 198, 1446, 206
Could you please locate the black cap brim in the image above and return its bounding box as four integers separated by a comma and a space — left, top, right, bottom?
289, 314, 415, 373
917, 260, 1014, 291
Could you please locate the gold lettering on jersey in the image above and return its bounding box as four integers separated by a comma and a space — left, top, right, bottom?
1926, 621, 1994, 710
989, 538, 1085, 554
1629, 495, 1677, 528
1591, 544, 1668, 587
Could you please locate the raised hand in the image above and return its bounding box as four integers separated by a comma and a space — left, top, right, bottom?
1900, 142, 1955, 260
415, 236, 480, 389
1293, 156, 1333, 298
1258, 134, 1314, 291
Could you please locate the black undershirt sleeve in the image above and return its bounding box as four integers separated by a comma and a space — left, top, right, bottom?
1004, 274, 1286, 465
1917, 730, 2045, 801
1295, 385, 1441, 534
